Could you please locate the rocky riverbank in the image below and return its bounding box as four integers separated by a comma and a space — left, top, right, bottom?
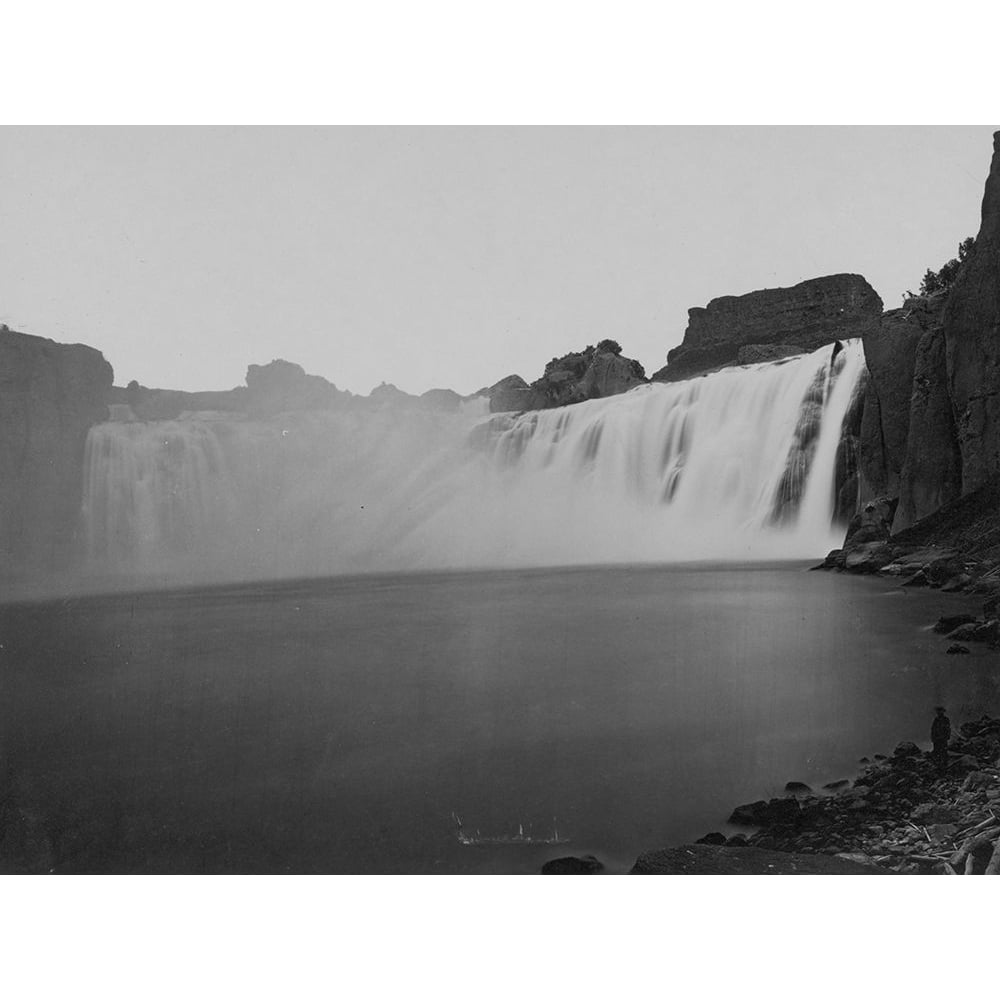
686, 715, 1000, 875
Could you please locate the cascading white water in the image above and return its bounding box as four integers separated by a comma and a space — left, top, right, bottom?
80, 341, 867, 587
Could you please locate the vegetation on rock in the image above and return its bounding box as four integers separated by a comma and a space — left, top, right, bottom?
910, 236, 976, 297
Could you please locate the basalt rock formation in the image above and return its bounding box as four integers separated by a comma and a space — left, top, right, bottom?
829, 131, 1000, 573
523, 343, 646, 410
945, 133, 1000, 494
652, 274, 883, 382
0, 326, 113, 575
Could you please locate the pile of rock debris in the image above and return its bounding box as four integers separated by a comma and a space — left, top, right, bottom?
701, 716, 1000, 874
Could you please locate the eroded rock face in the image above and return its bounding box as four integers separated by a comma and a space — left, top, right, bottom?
858, 301, 934, 498
0, 326, 113, 574
894, 325, 962, 531
734, 343, 804, 365
946, 131, 1000, 494
652, 274, 883, 382
523, 345, 646, 410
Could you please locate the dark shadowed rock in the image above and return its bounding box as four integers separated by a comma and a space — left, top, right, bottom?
523, 345, 646, 410
843, 497, 897, 547
784, 781, 812, 796
858, 303, 930, 498
946, 132, 1000, 494
541, 854, 604, 874
949, 620, 998, 643
1, 326, 113, 575
925, 555, 966, 586
728, 797, 801, 827
695, 831, 727, 845
894, 326, 962, 530
933, 613, 978, 634
652, 274, 882, 382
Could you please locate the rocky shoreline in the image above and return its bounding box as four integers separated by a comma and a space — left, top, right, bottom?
633, 712, 1000, 876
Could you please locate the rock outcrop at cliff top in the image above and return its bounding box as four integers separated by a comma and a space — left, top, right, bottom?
945, 131, 1000, 495
652, 274, 883, 382
522, 343, 646, 411
0, 325, 113, 574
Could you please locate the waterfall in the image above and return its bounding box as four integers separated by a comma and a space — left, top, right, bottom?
80, 341, 867, 587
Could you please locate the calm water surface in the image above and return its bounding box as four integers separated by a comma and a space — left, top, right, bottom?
2, 563, 999, 873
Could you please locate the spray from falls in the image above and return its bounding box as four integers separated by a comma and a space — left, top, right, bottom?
79, 341, 868, 588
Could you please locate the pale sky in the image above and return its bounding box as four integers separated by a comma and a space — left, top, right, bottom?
0, 126, 992, 396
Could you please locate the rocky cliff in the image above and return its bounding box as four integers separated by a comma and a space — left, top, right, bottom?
945, 132, 1000, 495
521, 343, 646, 411
652, 274, 883, 382
0, 326, 113, 576
827, 132, 1000, 575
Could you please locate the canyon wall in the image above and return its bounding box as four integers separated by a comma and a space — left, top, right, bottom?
945, 131, 1000, 495
652, 274, 883, 382
0, 326, 113, 577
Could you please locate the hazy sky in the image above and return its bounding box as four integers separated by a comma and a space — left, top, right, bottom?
0, 126, 992, 395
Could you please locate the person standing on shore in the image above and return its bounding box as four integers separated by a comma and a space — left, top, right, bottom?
931, 707, 951, 772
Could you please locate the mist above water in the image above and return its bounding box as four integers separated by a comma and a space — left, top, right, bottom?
79, 342, 866, 591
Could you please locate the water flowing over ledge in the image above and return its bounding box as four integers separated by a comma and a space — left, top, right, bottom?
79, 341, 867, 590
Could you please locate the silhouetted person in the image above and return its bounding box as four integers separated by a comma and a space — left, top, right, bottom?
931, 706, 951, 773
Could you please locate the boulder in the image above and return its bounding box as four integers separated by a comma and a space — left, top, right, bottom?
784, 781, 812, 796
541, 854, 605, 875
946, 621, 995, 643
695, 832, 728, 845
946, 644, 971, 655
652, 274, 883, 382
892, 742, 922, 759
843, 497, 898, 546
926, 556, 966, 586
728, 797, 801, 828
843, 541, 893, 574
933, 614, 977, 634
